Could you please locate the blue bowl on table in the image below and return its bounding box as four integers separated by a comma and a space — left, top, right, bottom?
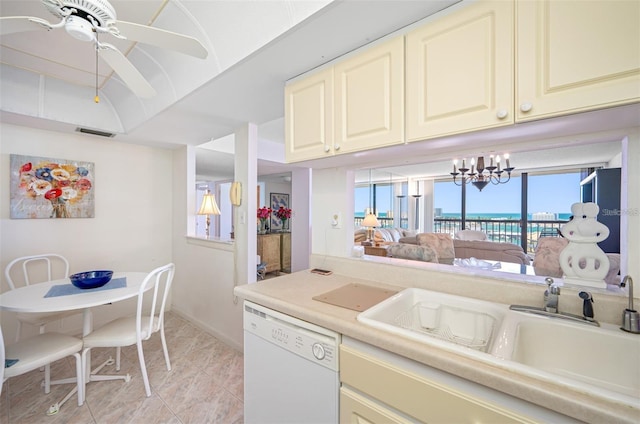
70, 270, 113, 289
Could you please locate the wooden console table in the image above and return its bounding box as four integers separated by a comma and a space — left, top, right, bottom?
364, 245, 389, 257
258, 233, 281, 274
258, 232, 292, 275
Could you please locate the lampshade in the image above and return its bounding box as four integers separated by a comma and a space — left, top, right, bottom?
362, 213, 380, 227
198, 191, 221, 215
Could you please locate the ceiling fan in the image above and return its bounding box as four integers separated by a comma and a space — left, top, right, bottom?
0, 0, 208, 98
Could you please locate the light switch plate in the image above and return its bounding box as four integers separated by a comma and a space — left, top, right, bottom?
331, 212, 341, 229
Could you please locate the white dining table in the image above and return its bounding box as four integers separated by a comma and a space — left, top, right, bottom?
0, 271, 147, 336
0, 271, 149, 409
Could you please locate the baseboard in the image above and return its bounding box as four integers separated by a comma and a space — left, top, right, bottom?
169, 306, 243, 353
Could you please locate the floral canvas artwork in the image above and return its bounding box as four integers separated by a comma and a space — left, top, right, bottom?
10, 154, 95, 219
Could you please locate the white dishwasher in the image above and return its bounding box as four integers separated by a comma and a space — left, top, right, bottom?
243, 301, 340, 424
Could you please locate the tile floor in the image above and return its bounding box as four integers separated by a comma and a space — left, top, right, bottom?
1, 312, 244, 423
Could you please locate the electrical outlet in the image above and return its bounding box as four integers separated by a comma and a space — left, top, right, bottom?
331, 212, 341, 229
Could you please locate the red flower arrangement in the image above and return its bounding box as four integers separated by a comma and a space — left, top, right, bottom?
274, 207, 292, 220
257, 206, 272, 233
257, 206, 272, 220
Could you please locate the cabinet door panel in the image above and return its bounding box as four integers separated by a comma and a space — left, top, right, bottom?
340, 387, 411, 424
516, 0, 640, 121
257, 234, 281, 273
285, 68, 333, 162
280, 233, 291, 272
406, 0, 514, 142
340, 345, 536, 423
334, 37, 404, 153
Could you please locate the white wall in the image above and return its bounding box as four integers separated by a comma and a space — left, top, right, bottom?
169, 142, 245, 351
312, 167, 355, 259
0, 127, 247, 351
0, 123, 173, 338
291, 167, 312, 272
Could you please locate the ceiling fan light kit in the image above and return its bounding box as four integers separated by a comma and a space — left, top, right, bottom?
44, 0, 117, 27
1, 0, 208, 98
64, 15, 95, 41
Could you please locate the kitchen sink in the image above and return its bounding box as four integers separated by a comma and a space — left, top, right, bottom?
491, 312, 640, 403
358, 288, 640, 408
357, 288, 510, 354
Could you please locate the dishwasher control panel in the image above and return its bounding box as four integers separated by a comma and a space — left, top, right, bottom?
244, 301, 340, 371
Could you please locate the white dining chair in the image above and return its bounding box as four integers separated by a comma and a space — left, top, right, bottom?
4, 254, 81, 342
2, 329, 84, 415
81, 263, 175, 398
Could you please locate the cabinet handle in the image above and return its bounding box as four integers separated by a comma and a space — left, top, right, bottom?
324, 145, 331, 153
334, 144, 341, 151
520, 103, 533, 113
496, 109, 508, 119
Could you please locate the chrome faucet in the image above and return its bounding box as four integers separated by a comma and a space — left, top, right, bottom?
620, 276, 640, 333
509, 277, 599, 326
544, 277, 560, 313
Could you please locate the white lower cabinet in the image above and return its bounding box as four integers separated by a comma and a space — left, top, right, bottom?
339, 337, 580, 424
341, 386, 413, 424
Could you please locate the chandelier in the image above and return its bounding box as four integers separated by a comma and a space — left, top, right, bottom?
450, 154, 514, 191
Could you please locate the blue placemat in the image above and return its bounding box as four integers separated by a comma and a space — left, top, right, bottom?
5, 359, 19, 368
44, 277, 127, 298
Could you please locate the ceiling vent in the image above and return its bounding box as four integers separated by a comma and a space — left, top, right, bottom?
75, 127, 116, 138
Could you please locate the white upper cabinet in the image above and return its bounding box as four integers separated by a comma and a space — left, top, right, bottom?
516, 0, 640, 121
333, 36, 405, 153
285, 0, 640, 162
285, 67, 334, 163
406, 0, 514, 142
285, 36, 404, 163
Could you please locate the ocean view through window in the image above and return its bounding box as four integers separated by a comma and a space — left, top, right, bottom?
435, 171, 580, 253
355, 170, 582, 255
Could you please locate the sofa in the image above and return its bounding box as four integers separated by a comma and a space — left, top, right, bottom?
386, 243, 438, 263
452, 239, 531, 265
354, 227, 417, 244
355, 229, 531, 265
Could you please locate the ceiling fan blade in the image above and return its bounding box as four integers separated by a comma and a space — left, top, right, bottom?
98, 43, 156, 98
0, 16, 52, 35
113, 20, 208, 59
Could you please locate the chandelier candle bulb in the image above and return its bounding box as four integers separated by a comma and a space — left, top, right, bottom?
490, 155, 494, 167
450, 154, 514, 191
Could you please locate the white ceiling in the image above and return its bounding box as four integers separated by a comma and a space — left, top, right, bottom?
1, 0, 634, 181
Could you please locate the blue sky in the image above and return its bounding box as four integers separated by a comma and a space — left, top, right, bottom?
356, 172, 582, 216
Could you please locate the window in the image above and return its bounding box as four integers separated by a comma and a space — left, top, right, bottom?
355, 180, 408, 228
433, 170, 581, 252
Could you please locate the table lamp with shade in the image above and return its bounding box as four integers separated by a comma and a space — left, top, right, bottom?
362, 213, 380, 243
197, 189, 221, 238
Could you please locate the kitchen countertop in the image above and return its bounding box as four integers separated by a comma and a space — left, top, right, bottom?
234, 268, 639, 424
